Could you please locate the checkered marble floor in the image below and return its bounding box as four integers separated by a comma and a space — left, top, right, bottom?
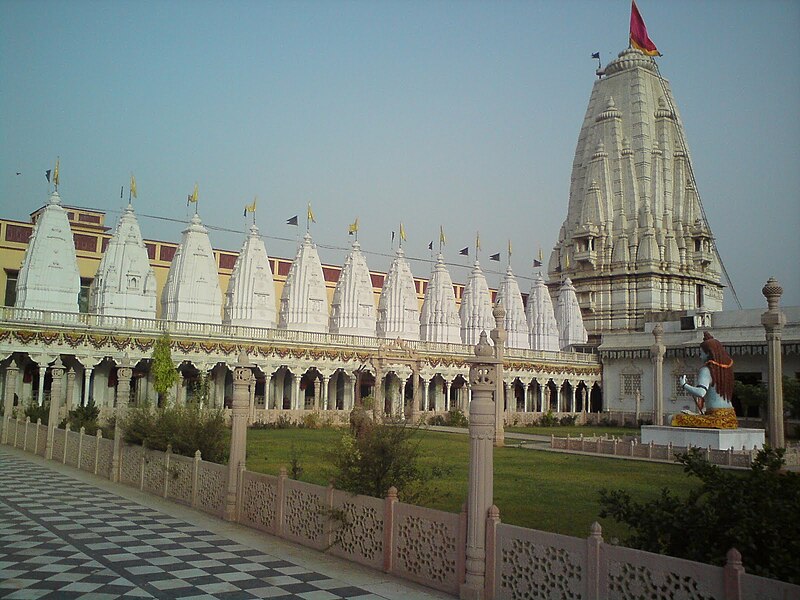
0, 449, 380, 599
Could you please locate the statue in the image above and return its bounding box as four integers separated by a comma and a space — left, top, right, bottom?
671, 332, 737, 429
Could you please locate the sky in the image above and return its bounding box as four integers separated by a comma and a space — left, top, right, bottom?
1, 0, 798, 309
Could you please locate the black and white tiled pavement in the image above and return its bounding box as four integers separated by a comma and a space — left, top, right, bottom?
0, 448, 437, 600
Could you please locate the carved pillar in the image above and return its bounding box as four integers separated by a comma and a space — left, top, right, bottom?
82, 366, 93, 407
460, 332, 498, 600
320, 375, 329, 411
650, 323, 665, 425
37, 365, 47, 407
225, 353, 253, 521
409, 363, 420, 422
3, 362, 18, 423
421, 378, 429, 412
444, 379, 452, 412
373, 361, 383, 420
761, 278, 786, 448
111, 358, 132, 482
292, 375, 302, 411
248, 375, 256, 423
65, 369, 76, 413
491, 304, 506, 448
46, 359, 64, 459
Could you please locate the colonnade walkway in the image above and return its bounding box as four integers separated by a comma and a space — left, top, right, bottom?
0, 446, 452, 600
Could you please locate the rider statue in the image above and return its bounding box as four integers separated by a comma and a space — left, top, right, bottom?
671, 331, 738, 429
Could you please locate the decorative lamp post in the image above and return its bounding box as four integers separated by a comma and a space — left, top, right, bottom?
224, 351, 253, 521
761, 278, 786, 448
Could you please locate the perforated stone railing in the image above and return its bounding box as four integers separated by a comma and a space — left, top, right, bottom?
3, 416, 797, 600
551, 435, 757, 468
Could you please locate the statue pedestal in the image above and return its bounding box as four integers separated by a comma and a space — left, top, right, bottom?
641, 426, 765, 451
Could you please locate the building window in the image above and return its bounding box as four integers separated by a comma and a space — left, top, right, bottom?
696, 284, 704, 308
621, 374, 641, 396
79, 278, 93, 313
4, 270, 18, 307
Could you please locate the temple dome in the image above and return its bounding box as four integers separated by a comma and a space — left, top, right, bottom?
420, 253, 460, 344
15, 191, 81, 314
377, 247, 419, 341
279, 232, 329, 333
556, 277, 588, 350
495, 265, 530, 350
526, 273, 560, 352
329, 240, 376, 337
89, 203, 156, 318
224, 223, 276, 328
161, 213, 223, 324
459, 260, 494, 346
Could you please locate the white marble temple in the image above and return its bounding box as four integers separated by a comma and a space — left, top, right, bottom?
89, 203, 156, 318
420, 253, 460, 344
279, 232, 329, 333
459, 260, 494, 346
161, 213, 223, 324
556, 277, 588, 350
550, 48, 724, 332
329, 241, 376, 337
526, 273, 560, 352
495, 265, 530, 350
377, 247, 419, 341
224, 223, 276, 328
15, 191, 81, 313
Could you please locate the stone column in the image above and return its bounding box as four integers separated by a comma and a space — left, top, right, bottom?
292, 376, 302, 411
37, 365, 47, 407
524, 384, 532, 413
650, 323, 665, 426
111, 360, 132, 482
82, 366, 93, 407
320, 375, 329, 411
3, 362, 18, 421
176, 371, 185, 405
444, 380, 451, 412
421, 378, 429, 412
373, 361, 384, 420
491, 304, 506, 448
248, 376, 256, 422
460, 332, 498, 600
409, 363, 420, 423
46, 359, 64, 459
65, 369, 76, 413
225, 352, 253, 521
761, 278, 786, 448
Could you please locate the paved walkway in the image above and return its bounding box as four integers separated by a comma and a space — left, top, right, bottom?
0, 446, 453, 600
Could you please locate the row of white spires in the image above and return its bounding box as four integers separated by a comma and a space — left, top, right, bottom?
14, 192, 588, 351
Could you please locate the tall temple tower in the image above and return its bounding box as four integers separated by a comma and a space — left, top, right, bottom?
549, 48, 723, 333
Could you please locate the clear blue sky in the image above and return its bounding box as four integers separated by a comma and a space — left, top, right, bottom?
1, 0, 798, 309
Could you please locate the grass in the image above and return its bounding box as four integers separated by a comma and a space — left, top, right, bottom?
505, 425, 637, 438
245, 427, 698, 540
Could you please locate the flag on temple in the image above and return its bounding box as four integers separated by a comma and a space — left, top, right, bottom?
439, 225, 446, 245
53, 159, 60, 186
428, 241, 433, 251
399, 223, 407, 241
489, 253, 501, 262
287, 215, 299, 226
120, 186, 124, 199
307, 203, 316, 223
187, 183, 198, 205
459, 247, 469, 256
348, 217, 359, 235
475, 232, 481, 251
130, 175, 137, 199
243, 197, 256, 217
45, 170, 51, 183
533, 259, 542, 268
508, 239, 513, 258
591, 52, 600, 59
630, 0, 660, 56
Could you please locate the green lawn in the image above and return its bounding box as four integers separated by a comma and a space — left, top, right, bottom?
245, 427, 697, 539
505, 425, 637, 438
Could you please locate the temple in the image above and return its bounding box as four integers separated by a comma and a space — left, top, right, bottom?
495, 265, 529, 350
550, 49, 724, 333
279, 232, 329, 333
459, 260, 494, 346
329, 240, 376, 337
419, 253, 460, 344
377, 247, 420, 341
223, 223, 276, 328
526, 273, 560, 352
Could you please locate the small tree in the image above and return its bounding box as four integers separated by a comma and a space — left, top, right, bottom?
151, 335, 178, 405
598, 447, 800, 583
783, 375, 800, 419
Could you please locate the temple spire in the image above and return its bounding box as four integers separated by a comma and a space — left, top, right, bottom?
329, 240, 376, 336
420, 253, 460, 344
224, 223, 276, 328
526, 273, 559, 352
495, 264, 529, 349
556, 277, 588, 350
377, 247, 419, 341
459, 259, 494, 346
279, 231, 329, 333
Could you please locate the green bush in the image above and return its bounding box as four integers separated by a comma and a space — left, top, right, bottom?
24, 401, 49, 425
60, 401, 100, 434
302, 412, 322, 429
446, 408, 469, 427
559, 414, 577, 426
122, 401, 228, 463
536, 411, 559, 427
428, 414, 446, 426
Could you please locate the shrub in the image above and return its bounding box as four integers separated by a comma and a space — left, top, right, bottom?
302, 412, 322, 430
599, 447, 800, 583
537, 411, 559, 427
122, 401, 228, 463
151, 335, 178, 405
60, 401, 100, 435
24, 400, 50, 425
559, 414, 577, 426
447, 409, 469, 427
428, 414, 446, 426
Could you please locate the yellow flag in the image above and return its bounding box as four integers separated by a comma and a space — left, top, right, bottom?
307, 203, 316, 223
508, 239, 513, 257
348, 217, 359, 234
538, 246, 544, 262
439, 225, 446, 245
53, 158, 60, 186
476, 231, 481, 251
399, 222, 407, 241
130, 175, 137, 199
189, 183, 198, 203
244, 197, 257, 214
